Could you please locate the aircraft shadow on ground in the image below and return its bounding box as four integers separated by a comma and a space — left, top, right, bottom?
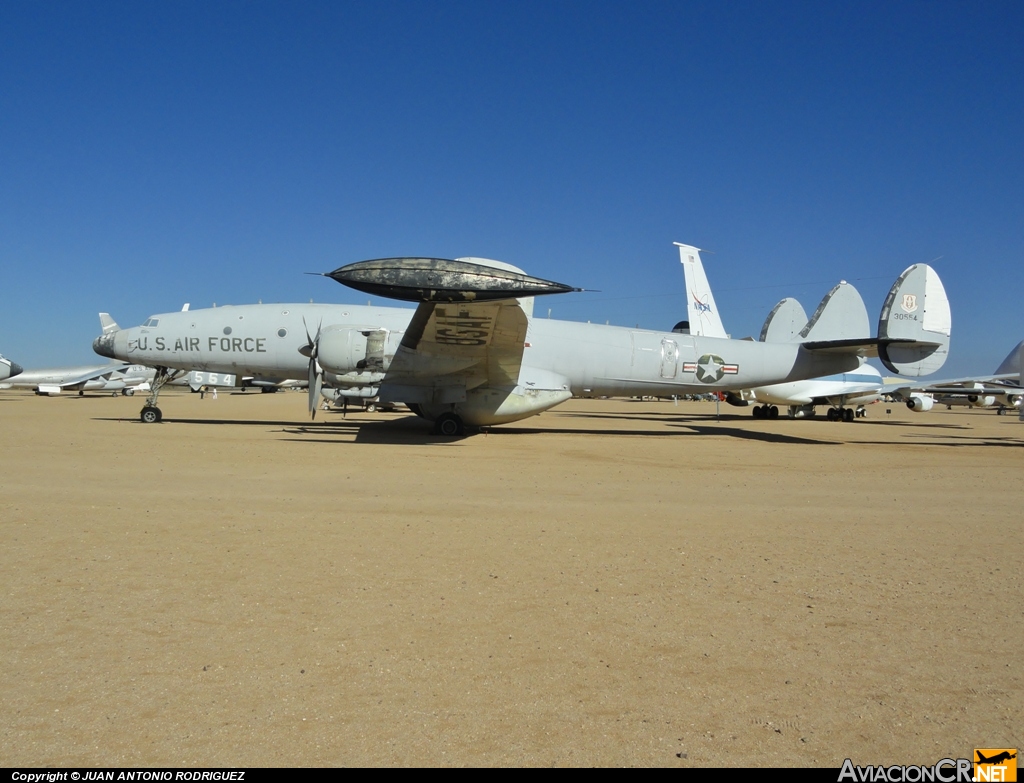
858, 433, 1024, 448
468, 422, 838, 446
285, 417, 454, 446
92, 411, 1011, 447
554, 410, 972, 431
93, 416, 330, 428
96, 412, 840, 446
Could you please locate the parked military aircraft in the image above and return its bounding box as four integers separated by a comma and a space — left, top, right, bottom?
0, 361, 153, 396
93, 252, 951, 434
893, 339, 1022, 414
676, 243, 887, 421
0, 315, 150, 396
0, 354, 23, 382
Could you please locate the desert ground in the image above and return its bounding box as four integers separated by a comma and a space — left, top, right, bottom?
1, 389, 1021, 767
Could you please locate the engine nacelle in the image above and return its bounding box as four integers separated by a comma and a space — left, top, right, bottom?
967, 394, 996, 408
317, 327, 392, 377
321, 386, 379, 401
906, 394, 934, 412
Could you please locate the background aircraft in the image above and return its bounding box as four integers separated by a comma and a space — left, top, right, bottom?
893, 339, 1022, 414
0, 361, 152, 396
0, 354, 23, 382
676, 243, 887, 421
93, 253, 951, 433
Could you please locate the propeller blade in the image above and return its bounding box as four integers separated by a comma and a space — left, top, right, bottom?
303, 316, 324, 419
307, 359, 321, 419
302, 317, 322, 360
313, 370, 324, 413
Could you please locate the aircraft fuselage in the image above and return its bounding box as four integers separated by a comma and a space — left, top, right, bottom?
95, 302, 862, 423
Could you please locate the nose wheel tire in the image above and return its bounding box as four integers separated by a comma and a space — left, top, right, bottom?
140, 406, 162, 424
433, 412, 464, 437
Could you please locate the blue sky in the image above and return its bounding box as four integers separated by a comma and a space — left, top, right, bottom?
2, 1, 1022, 376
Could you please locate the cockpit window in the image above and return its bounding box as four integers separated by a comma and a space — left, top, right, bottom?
143, 318, 160, 327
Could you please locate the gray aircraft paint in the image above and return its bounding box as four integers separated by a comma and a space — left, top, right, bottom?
94, 256, 951, 428
759, 299, 809, 343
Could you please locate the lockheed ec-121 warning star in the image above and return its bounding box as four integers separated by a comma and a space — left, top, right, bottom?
93, 252, 952, 435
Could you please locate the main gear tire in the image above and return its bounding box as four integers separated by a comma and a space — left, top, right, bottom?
433, 412, 464, 437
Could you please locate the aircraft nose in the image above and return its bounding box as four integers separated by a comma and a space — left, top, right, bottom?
93, 330, 126, 360
8, 362, 23, 377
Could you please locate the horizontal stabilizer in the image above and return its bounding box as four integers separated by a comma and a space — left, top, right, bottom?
760, 298, 808, 343
877, 264, 950, 376
799, 282, 870, 342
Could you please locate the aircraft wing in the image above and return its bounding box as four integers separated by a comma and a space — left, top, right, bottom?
885, 373, 1021, 396
58, 365, 131, 388
376, 299, 529, 405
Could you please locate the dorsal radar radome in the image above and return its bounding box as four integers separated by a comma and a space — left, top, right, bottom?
325, 257, 578, 303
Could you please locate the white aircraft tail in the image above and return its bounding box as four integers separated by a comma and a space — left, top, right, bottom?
675, 243, 728, 338
877, 264, 951, 376
799, 282, 870, 342
760, 298, 808, 342
99, 313, 120, 335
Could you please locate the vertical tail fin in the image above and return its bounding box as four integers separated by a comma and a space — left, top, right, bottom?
877, 264, 951, 376
98, 313, 120, 335
799, 281, 870, 342
760, 298, 809, 342
994, 340, 1023, 375
675, 243, 728, 338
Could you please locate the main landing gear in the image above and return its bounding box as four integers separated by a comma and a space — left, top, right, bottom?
432, 412, 465, 437
138, 367, 183, 424
826, 406, 865, 422
751, 404, 779, 419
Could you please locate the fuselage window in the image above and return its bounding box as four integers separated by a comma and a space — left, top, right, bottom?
278, 328, 287, 338
223, 326, 232, 335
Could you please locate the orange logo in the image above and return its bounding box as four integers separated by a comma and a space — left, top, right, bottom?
974, 749, 1017, 782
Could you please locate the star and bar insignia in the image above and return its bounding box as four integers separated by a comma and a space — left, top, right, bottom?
686, 353, 739, 383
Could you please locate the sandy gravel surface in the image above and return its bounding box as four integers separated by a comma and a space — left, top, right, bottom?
1, 390, 1021, 766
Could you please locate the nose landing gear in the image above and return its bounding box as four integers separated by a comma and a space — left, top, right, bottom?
138, 367, 183, 423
